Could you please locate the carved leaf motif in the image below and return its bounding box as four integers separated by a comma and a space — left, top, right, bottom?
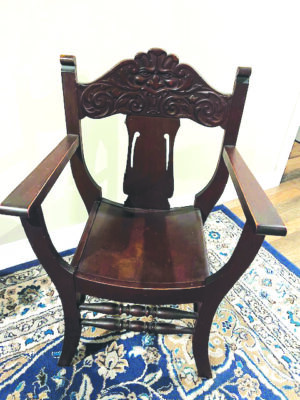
79, 49, 231, 127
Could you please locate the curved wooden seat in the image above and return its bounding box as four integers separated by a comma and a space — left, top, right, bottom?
74, 200, 209, 291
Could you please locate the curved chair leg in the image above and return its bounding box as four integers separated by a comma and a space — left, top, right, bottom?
21, 207, 82, 366
58, 290, 82, 366
192, 222, 265, 378
192, 301, 213, 378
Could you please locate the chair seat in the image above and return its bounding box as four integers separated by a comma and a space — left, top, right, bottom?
73, 199, 209, 289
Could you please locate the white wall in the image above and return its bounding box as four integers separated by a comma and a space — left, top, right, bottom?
1, 0, 299, 262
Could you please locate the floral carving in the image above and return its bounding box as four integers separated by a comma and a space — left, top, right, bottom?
79, 49, 231, 127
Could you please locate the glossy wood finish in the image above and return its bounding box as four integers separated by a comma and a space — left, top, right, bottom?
74, 200, 209, 289
21, 206, 81, 366
77, 49, 231, 126
124, 116, 180, 209
82, 318, 194, 335
0, 135, 78, 217
223, 146, 287, 236
0, 49, 287, 378
60, 55, 102, 213
226, 176, 300, 266
76, 275, 206, 305
195, 67, 251, 221
79, 302, 198, 319
193, 221, 265, 378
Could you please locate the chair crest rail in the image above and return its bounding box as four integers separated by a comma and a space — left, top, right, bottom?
77, 49, 232, 127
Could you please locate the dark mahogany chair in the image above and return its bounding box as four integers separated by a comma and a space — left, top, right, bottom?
0, 49, 286, 378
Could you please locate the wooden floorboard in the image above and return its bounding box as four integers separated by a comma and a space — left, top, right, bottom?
225, 176, 300, 267
289, 141, 300, 158
281, 141, 300, 183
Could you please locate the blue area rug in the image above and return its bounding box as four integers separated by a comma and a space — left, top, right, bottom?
0, 206, 299, 399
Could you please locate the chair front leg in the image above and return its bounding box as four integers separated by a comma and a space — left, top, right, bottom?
193, 222, 264, 378
21, 206, 81, 366
59, 294, 82, 366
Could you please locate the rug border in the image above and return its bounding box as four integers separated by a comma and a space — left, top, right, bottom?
1, 205, 298, 278
0, 248, 76, 276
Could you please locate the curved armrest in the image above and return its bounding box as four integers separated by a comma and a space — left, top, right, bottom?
223, 146, 287, 236
0, 135, 79, 218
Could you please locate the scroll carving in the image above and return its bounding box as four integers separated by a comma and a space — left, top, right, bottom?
79, 49, 231, 127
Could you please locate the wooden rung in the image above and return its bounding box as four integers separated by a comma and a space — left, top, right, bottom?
81, 317, 194, 334
79, 302, 197, 319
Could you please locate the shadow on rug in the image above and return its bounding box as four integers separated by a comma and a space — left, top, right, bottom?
0, 206, 299, 400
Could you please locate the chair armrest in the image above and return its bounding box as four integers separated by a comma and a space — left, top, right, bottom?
0, 135, 79, 218
223, 146, 287, 236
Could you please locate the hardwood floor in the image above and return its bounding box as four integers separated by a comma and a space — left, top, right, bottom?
281, 141, 300, 182
225, 143, 300, 267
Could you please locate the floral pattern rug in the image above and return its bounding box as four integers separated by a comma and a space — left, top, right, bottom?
0, 205, 299, 400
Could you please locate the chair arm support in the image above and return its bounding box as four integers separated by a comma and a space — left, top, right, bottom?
21, 206, 75, 277
0, 135, 79, 218
206, 221, 264, 290
223, 145, 287, 236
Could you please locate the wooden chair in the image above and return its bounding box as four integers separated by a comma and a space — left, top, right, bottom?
0, 49, 287, 378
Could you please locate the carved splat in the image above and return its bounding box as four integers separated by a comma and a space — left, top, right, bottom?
123, 115, 180, 209
78, 49, 231, 128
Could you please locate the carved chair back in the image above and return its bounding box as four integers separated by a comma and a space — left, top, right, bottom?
61, 49, 250, 214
